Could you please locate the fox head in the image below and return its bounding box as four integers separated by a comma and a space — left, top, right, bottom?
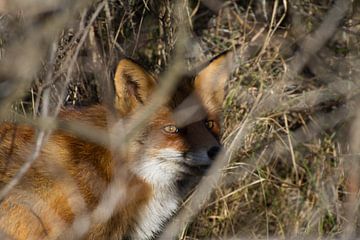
113, 53, 234, 194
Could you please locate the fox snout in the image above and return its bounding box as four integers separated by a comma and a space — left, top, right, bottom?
179, 117, 221, 171
184, 146, 221, 167
207, 146, 221, 160
181, 146, 220, 177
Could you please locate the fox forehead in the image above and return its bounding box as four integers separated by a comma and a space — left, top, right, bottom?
147, 107, 177, 126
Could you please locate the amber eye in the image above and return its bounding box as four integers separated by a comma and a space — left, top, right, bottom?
205, 120, 215, 129
163, 125, 179, 134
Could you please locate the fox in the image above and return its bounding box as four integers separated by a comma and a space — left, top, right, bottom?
0, 51, 233, 239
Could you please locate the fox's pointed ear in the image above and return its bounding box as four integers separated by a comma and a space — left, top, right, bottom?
194, 51, 235, 113
114, 59, 156, 116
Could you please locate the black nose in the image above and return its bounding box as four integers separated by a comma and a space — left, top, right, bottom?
207, 146, 221, 160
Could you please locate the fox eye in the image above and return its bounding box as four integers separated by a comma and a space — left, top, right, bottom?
163, 125, 179, 134
205, 120, 215, 129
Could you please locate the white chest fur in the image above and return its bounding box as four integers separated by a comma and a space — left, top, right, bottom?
130, 185, 179, 239
130, 149, 184, 239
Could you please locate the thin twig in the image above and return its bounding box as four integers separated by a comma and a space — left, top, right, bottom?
0, 0, 95, 118
54, 1, 106, 114
287, 0, 352, 77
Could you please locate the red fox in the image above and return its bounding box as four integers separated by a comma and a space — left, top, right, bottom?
0, 52, 233, 239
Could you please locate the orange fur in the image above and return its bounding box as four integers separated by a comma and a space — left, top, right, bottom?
0, 52, 233, 239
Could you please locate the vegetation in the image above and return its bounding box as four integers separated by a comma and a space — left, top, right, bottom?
0, 0, 359, 239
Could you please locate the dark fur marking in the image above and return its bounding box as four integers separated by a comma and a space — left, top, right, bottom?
123, 72, 144, 104
168, 76, 195, 109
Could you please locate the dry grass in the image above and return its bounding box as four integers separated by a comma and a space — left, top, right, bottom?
1, 0, 360, 239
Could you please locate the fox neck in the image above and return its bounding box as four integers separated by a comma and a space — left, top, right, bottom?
129, 157, 182, 239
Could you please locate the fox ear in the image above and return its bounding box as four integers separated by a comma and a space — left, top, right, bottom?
194, 51, 235, 113
114, 59, 156, 116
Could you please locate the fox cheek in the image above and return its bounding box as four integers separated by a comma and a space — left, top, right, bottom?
149, 134, 190, 155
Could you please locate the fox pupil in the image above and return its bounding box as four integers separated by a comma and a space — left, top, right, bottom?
163, 125, 179, 133
205, 120, 214, 129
